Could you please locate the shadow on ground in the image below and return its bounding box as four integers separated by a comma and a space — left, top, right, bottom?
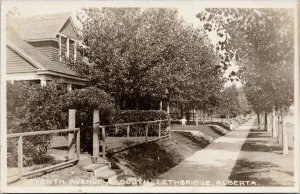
229, 159, 279, 186
229, 128, 294, 186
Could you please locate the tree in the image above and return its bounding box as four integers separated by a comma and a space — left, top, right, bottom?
197, 8, 294, 154
221, 84, 240, 119
74, 7, 224, 111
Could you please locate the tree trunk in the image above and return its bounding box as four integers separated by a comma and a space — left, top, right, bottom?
261, 112, 264, 128
199, 110, 202, 123
272, 106, 277, 138
277, 114, 282, 143
268, 113, 272, 135
257, 112, 261, 129
180, 105, 183, 118
281, 111, 289, 155
264, 112, 268, 131
227, 110, 230, 121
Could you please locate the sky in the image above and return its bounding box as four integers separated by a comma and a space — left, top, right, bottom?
5, 0, 246, 87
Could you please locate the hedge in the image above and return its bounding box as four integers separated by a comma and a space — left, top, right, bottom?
7, 81, 115, 167
7, 81, 169, 167
106, 110, 169, 137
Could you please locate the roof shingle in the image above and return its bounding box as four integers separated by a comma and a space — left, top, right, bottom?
6, 24, 80, 77
8, 12, 76, 41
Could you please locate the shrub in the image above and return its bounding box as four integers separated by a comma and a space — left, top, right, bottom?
7, 82, 115, 166
112, 110, 168, 123
7, 80, 68, 167
106, 110, 169, 137
62, 86, 115, 152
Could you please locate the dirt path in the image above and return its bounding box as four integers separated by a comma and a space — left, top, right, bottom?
155, 119, 256, 186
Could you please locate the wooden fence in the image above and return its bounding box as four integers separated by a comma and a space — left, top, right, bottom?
7, 109, 80, 183
92, 110, 170, 162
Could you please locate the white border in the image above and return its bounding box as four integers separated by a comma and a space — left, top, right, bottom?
1, 0, 299, 193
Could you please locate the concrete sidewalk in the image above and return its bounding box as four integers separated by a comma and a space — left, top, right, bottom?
155, 119, 256, 185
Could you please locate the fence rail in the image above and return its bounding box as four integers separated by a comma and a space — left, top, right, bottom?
92, 110, 170, 162
7, 110, 80, 184
7, 128, 79, 138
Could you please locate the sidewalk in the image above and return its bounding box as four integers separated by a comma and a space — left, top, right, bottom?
155, 119, 256, 186
229, 121, 294, 186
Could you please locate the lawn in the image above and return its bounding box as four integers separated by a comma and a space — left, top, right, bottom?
170, 124, 223, 139
109, 124, 223, 181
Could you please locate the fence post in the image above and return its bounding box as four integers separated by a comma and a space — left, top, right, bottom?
145, 123, 149, 142
18, 136, 23, 178
76, 130, 80, 159
167, 104, 170, 115
193, 109, 195, 121
158, 121, 161, 137
93, 110, 100, 162
68, 109, 76, 160
167, 103, 171, 138
127, 125, 130, 138
101, 127, 106, 159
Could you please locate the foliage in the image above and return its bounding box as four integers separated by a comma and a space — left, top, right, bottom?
63, 86, 115, 152
7, 80, 68, 167
111, 110, 168, 123
74, 8, 224, 110
197, 8, 294, 113
106, 110, 169, 137
220, 84, 240, 118
7, 81, 115, 165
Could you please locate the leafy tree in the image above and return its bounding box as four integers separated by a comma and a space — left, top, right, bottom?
198, 8, 294, 154
221, 84, 240, 119
74, 7, 224, 112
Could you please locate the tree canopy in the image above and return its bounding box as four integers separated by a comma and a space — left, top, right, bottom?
197, 8, 294, 113
73, 8, 224, 110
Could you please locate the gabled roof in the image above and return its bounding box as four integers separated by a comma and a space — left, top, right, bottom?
6, 24, 84, 80
8, 12, 79, 41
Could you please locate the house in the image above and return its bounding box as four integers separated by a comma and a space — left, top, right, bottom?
6, 12, 86, 90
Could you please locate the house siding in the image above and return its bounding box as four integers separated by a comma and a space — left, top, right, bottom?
52, 40, 60, 62
60, 19, 79, 40
6, 46, 37, 73
29, 40, 60, 62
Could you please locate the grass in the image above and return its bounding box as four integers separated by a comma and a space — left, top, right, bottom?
171, 124, 223, 139
10, 123, 226, 186
110, 128, 218, 180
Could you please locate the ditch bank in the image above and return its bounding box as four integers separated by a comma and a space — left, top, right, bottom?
107, 124, 226, 184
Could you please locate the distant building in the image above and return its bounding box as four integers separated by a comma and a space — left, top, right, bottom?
6, 12, 86, 90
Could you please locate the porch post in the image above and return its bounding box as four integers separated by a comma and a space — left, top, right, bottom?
74, 41, 77, 61
40, 80, 47, 86
66, 37, 70, 59
67, 83, 72, 92
59, 35, 62, 62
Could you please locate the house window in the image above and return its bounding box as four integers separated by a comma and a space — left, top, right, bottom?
59, 35, 77, 62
